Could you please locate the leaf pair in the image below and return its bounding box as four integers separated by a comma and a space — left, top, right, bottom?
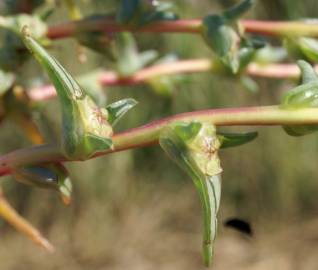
159, 121, 257, 266
21, 27, 137, 160
116, 0, 178, 27
201, 0, 258, 73
281, 60, 318, 136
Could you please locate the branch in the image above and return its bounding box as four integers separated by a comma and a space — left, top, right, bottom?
47, 18, 318, 39
28, 61, 313, 102
1, 105, 318, 176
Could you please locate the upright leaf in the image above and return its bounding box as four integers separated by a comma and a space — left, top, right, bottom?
21, 27, 113, 160
201, 0, 257, 73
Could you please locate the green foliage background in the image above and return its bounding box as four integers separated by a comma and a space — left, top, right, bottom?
1, 0, 318, 269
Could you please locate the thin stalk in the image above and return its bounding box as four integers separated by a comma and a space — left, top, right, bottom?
1, 105, 318, 176
0, 188, 54, 252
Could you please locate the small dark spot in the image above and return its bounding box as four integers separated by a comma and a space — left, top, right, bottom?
224, 217, 253, 237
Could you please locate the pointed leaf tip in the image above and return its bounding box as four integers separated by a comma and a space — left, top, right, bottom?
297, 60, 318, 84
218, 131, 258, 149
223, 0, 256, 21
106, 98, 138, 126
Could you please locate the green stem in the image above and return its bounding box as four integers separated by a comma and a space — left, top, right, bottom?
1, 105, 318, 175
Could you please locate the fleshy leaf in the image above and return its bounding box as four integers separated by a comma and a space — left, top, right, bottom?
218, 131, 258, 149
12, 163, 72, 205
0, 70, 15, 96
22, 27, 113, 160
116, 0, 178, 27
223, 0, 255, 21
106, 98, 138, 126
159, 121, 222, 266
201, 0, 256, 73
115, 32, 158, 76
146, 54, 185, 96
0, 14, 47, 72
284, 37, 318, 63
0, 14, 47, 39
281, 60, 318, 136
202, 15, 240, 73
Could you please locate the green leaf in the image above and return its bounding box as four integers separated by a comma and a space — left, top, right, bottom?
202, 15, 239, 73
0, 14, 47, 39
159, 121, 222, 266
12, 163, 72, 205
284, 37, 318, 63
21, 27, 113, 160
254, 46, 288, 64
218, 131, 258, 149
114, 32, 157, 76
106, 98, 138, 126
116, 0, 178, 27
201, 0, 256, 74
281, 60, 318, 136
240, 76, 259, 93
0, 70, 15, 96
223, 0, 256, 21
146, 54, 186, 96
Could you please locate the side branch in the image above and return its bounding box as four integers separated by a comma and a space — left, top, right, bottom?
1, 105, 318, 176
28, 61, 316, 102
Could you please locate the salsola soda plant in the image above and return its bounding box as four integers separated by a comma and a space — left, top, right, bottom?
1, 0, 318, 267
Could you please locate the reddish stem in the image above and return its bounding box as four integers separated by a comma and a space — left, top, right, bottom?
28, 60, 312, 102
47, 18, 318, 40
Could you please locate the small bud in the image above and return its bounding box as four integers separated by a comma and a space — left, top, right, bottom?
160, 121, 222, 266
281, 60, 318, 136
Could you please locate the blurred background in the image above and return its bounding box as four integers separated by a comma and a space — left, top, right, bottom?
1, 0, 318, 269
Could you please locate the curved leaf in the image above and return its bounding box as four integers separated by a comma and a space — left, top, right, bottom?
281, 60, 318, 136
106, 98, 138, 126
159, 121, 222, 266
218, 131, 258, 149
21, 27, 113, 160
